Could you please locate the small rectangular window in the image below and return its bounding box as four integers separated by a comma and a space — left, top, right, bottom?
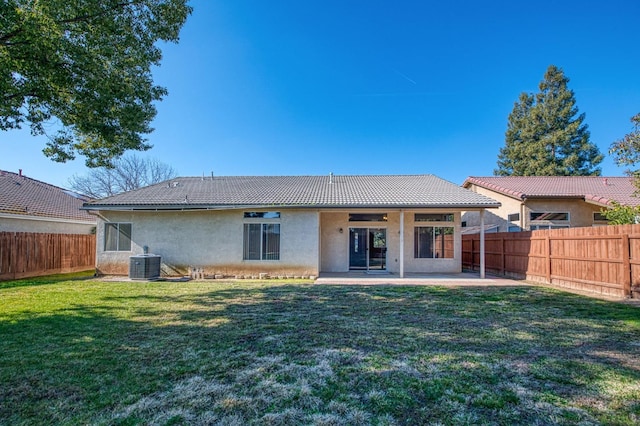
530, 212, 569, 221
415, 213, 454, 222
243, 223, 280, 260
593, 212, 608, 222
244, 212, 281, 219
508, 225, 522, 232
104, 223, 131, 251
414, 226, 454, 259
508, 213, 520, 222
349, 213, 387, 222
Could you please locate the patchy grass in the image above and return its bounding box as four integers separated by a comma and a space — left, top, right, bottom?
0, 277, 639, 425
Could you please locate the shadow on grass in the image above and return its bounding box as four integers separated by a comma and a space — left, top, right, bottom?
0, 270, 95, 290
1, 283, 639, 424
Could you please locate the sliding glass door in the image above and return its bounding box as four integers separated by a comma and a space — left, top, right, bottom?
349, 228, 387, 270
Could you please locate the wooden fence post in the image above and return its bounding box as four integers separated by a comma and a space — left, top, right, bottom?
471, 237, 475, 271
500, 235, 506, 276
11, 232, 17, 279
622, 234, 631, 297
545, 235, 551, 283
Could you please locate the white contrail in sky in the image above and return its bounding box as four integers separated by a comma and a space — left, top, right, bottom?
392, 68, 417, 85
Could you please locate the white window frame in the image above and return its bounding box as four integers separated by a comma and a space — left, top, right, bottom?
529, 211, 570, 221
414, 226, 454, 259
104, 223, 132, 252
243, 222, 281, 261
593, 212, 608, 223
529, 211, 570, 230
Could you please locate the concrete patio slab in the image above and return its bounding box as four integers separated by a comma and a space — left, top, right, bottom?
315, 272, 526, 286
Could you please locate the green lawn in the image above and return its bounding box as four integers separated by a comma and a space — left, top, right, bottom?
1, 274, 639, 425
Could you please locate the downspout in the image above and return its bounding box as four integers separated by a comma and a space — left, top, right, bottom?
85, 210, 104, 273
399, 210, 404, 278
480, 209, 486, 279
86, 209, 109, 222
317, 210, 321, 278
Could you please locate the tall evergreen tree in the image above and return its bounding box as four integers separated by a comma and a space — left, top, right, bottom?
495, 65, 603, 176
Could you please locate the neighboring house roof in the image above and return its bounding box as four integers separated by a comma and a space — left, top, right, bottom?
84, 175, 501, 210
463, 176, 640, 207
460, 224, 500, 235
0, 170, 95, 223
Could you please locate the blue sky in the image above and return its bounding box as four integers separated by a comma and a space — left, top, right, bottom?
2, 0, 639, 188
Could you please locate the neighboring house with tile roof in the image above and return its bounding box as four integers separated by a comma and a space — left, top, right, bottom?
83, 174, 500, 277
461, 176, 639, 233
0, 169, 96, 234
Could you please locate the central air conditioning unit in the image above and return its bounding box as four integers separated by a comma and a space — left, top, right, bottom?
129, 255, 161, 280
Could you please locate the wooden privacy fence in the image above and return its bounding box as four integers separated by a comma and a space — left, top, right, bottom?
463, 224, 640, 298
0, 232, 96, 281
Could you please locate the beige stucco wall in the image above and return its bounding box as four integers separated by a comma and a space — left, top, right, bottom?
320, 210, 462, 274
402, 212, 462, 274
96, 209, 320, 276
320, 212, 350, 272
96, 208, 468, 277
462, 185, 523, 232
462, 184, 608, 231
0, 215, 96, 234
320, 212, 401, 273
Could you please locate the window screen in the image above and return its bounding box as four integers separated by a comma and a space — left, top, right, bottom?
243, 223, 280, 260
104, 223, 131, 251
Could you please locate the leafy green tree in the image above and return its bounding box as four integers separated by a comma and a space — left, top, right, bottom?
609, 113, 640, 179
601, 202, 640, 225
602, 113, 640, 224
495, 65, 603, 176
0, 0, 192, 167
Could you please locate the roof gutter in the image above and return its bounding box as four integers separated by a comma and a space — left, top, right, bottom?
0, 212, 95, 225
521, 195, 585, 200
82, 203, 501, 212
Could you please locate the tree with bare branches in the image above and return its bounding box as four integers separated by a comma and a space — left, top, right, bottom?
68, 154, 176, 198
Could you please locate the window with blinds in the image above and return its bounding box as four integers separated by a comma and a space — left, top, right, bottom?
243, 223, 280, 260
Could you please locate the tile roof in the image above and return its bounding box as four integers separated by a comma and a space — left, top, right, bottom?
0, 170, 96, 222
85, 175, 501, 210
463, 176, 640, 207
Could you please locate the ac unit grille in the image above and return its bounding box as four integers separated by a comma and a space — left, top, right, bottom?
129, 255, 161, 280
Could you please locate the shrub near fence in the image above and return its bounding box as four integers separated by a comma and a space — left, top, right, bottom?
463, 224, 640, 298
0, 232, 96, 281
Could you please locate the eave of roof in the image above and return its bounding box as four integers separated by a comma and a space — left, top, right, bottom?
463, 177, 526, 201
84, 202, 499, 211
583, 195, 615, 207
0, 212, 96, 225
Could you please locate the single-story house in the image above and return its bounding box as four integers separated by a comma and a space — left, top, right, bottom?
83, 174, 500, 278
0, 169, 96, 234
462, 176, 639, 232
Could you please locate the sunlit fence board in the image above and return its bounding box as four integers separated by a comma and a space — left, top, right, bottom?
463, 225, 640, 298
0, 232, 95, 280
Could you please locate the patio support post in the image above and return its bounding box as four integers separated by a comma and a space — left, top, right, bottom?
480, 209, 486, 279
399, 210, 405, 278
